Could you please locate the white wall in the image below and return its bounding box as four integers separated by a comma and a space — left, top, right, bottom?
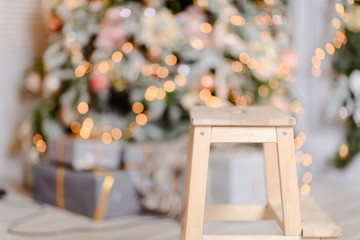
0, 0, 47, 177
290, 0, 337, 130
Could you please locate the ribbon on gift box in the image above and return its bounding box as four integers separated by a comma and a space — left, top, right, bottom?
55, 166, 115, 221
56, 137, 104, 169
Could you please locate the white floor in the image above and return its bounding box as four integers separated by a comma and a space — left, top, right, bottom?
0, 168, 359, 240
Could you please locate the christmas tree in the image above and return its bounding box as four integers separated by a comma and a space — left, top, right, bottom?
23, 0, 298, 155
320, 1, 360, 168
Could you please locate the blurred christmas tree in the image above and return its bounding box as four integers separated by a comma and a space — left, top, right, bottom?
321, 0, 360, 168
23, 0, 299, 155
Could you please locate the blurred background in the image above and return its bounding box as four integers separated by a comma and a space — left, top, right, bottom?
1, 0, 359, 179
0, 0, 359, 238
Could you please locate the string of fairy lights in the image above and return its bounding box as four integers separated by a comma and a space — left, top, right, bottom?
32, 0, 314, 196
311, 0, 355, 160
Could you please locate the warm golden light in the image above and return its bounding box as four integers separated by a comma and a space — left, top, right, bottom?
72, 52, 83, 64
77, 101, 89, 114
136, 113, 148, 126
264, 0, 276, 5
239, 53, 250, 64
141, 64, 152, 76
199, 88, 211, 101
229, 90, 240, 102
151, 64, 160, 74
332, 18, 341, 29
71, 43, 81, 54
163, 80, 176, 92
33, 133, 43, 145
294, 136, 304, 149
36, 139, 47, 153
101, 132, 112, 144
70, 121, 81, 133
333, 37, 342, 48
269, 78, 279, 89
230, 15, 245, 26
165, 54, 177, 66
132, 102, 144, 114
157, 66, 169, 78
75, 65, 86, 78
112, 51, 123, 62
206, 96, 221, 108
335, 3, 344, 15
315, 48, 325, 60
200, 22, 212, 33
122, 42, 133, 53
174, 75, 187, 86
278, 63, 290, 75
338, 143, 349, 159
258, 85, 269, 97
144, 86, 158, 101
111, 128, 122, 140
191, 38, 204, 50
312, 66, 321, 78
247, 59, 258, 69
231, 61, 243, 72
156, 88, 166, 100
297, 132, 307, 142
301, 153, 313, 167
80, 127, 91, 139
97, 61, 110, 73
303, 172, 313, 184
300, 184, 311, 196
200, 75, 214, 88
291, 100, 302, 113
83, 61, 92, 73
336, 31, 347, 43
82, 118, 94, 129
312, 56, 321, 68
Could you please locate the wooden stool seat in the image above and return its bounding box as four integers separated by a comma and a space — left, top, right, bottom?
191, 106, 295, 126
181, 106, 342, 240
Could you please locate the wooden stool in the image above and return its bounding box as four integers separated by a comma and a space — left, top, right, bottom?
180, 106, 342, 240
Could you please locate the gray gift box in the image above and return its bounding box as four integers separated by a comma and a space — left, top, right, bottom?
46, 137, 122, 171
33, 163, 142, 219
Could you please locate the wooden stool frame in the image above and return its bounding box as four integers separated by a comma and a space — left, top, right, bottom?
180, 107, 342, 240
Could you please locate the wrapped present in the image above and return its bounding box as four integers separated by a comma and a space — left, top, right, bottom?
46, 136, 122, 171
32, 163, 142, 220
207, 145, 267, 205
123, 142, 155, 170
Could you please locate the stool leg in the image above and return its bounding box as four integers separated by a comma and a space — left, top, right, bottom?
181, 126, 211, 240
276, 126, 301, 236
263, 142, 281, 202
181, 125, 194, 238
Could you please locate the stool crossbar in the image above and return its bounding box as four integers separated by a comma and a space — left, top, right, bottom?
180, 106, 342, 240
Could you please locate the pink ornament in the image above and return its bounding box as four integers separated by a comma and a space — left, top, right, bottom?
279, 48, 299, 71
89, 74, 111, 93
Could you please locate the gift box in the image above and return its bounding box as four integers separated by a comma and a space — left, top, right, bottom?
46, 137, 122, 171
32, 163, 142, 220
207, 145, 267, 205
122, 142, 155, 170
